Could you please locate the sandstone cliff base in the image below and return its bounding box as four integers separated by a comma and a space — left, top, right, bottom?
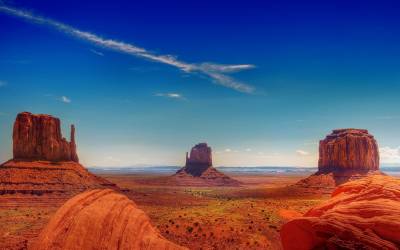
281, 175, 400, 250
32, 189, 186, 250
0, 160, 115, 196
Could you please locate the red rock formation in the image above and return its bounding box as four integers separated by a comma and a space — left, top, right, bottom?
173, 143, 241, 186
1, 112, 117, 196
32, 189, 186, 250
281, 175, 400, 250
186, 143, 212, 166
183, 143, 213, 176
318, 129, 379, 172
296, 129, 383, 190
13, 112, 79, 162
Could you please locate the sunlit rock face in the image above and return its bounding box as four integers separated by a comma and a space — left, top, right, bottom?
318, 129, 379, 172
281, 175, 400, 250
13, 112, 79, 162
296, 129, 383, 190
32, 189, 186, 250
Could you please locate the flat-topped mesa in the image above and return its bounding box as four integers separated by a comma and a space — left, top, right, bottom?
318, 128, 379, 173
296, 128, 382, 190
13, 112, 79, 162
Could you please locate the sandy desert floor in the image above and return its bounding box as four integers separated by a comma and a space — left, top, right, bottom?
0, 172, 330, 250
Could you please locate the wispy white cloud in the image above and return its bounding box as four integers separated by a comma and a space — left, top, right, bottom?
0, 80, 7, 87
60, 96, 71, 103
296, 150, 309, 156
90, 49, 104, 56
0, 5, 255, 93
380, 146, 400, 164
155, 92, 186, 100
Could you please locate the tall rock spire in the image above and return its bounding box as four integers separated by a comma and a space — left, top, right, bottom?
70, 124, 79, 162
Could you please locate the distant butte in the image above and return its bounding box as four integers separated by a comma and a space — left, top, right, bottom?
0, 112, 116, 196
296, 128, 383, 191
173, 143, 241, 186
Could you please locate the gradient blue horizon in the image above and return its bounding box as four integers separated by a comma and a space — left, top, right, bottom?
1, 0, 400, 167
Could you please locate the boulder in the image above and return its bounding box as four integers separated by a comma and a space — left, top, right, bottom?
32, 189, 186, 250
281, 175, 400, 250
13, 112, 79, 162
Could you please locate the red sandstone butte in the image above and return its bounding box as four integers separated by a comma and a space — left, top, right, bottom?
0, 112, 116, 195
296, 129, 383, 190
281, 175, 400, 250
32, 189, 186, 250
318, 129, 379, 172
173, 143, 241, 186
13, 112, 79, 162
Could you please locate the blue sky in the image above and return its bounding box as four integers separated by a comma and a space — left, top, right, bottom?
1, 0, 400, 167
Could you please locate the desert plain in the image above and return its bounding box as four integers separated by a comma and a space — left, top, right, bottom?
0, 170, 329, 250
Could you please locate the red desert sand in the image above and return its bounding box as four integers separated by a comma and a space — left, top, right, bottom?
281, 175, 400, 250
32, 189, 186, 250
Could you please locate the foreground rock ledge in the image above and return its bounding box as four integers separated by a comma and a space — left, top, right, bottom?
31, 189, 186, 250
281, 175, 400, 250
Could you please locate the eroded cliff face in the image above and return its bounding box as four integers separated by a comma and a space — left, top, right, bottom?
13, 112, 79, 162
296, 129, 382, 190
281, 175, 400, 250
318, 129, 379, 172
32, 189, 186, 250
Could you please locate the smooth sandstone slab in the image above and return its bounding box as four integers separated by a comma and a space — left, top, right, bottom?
32, 189, 186, 250
281, 175, 400, 250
